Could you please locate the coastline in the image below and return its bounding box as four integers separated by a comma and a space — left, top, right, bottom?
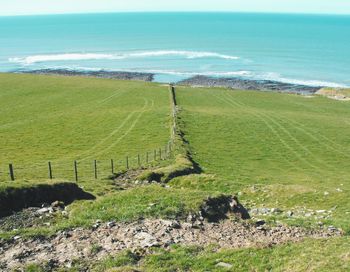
178, 75, 322, 94
15, 69, 154, 82
11, 69, 323, 94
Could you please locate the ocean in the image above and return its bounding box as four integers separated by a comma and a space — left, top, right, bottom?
0, 12, 349, 87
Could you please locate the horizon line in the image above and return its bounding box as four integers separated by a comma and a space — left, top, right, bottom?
1, 10, 350, 18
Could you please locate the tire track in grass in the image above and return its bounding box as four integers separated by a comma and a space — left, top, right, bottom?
222, 92, 324, 172
274, 115, 350, 159
229, 94, 350, 170
220, 91, 323, 174
209, 91, 299, 172
230, 100, 334, 171
256, 112, 333, 171
228, 92, 350, 164
75, 110, 138, 160
80, 98, 154, 161
7, 89, 126, 130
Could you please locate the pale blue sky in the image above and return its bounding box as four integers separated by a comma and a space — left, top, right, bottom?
1, 0, 350, 16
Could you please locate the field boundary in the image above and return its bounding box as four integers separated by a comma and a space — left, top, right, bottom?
0, 86, 175, 182
136, 85, 202, 183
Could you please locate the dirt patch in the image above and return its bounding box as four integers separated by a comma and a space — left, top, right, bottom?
0, 218, 342, 270
0, 203, 67, 232
0, 182, 95, 217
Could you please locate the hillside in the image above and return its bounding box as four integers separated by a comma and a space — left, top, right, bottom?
0, 75, 349, 271
0, 73, 171, 181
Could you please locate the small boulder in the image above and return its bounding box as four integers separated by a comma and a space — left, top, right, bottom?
200, 195, 250, 222
51, 201, 65, 210
216, 262, 233, 269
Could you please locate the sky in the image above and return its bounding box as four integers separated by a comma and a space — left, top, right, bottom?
1, 0, 350, 16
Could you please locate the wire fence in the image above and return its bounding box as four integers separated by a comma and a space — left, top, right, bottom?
0, 85, 179, 183
0, 142, 174, 182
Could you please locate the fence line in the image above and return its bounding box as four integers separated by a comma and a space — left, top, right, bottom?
0, 85, 178, 182
0, 145, 174, 182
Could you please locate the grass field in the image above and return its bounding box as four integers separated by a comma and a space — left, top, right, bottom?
0, 73, 172, 181
1, 75, 349, 271
175, 86, 350, 232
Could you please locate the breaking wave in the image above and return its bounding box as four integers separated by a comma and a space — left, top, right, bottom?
9, 50, 240, 65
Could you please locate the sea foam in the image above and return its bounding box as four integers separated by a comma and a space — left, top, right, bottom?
9, 50, 239, 65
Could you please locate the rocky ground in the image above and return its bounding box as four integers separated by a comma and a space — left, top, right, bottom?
0, 216, 342, 270
17, 69, 154, 81
178, 75, 321, 94
0, 187, 344, 270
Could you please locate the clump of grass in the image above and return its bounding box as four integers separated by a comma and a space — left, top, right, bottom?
141, 237, 350, 272
68, 185, 212, 225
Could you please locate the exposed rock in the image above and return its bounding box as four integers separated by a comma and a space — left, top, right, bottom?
200, 195, 250, 222
51, 201, 65, 210
178, 75, 321, 94
0, 219, 343, 270
36, 207, 52, 215
18, 69, 154, 82
286, 211, 294, 217
216, 262, 233, 269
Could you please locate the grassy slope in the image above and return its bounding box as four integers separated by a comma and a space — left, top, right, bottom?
0, 74, 208, 239
175, 86, 350, 231
0, 73, 171, 181
140, 237, 350, 272
1, 76, 350, 270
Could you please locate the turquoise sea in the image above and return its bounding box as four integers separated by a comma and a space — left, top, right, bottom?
0, 12, 349, 86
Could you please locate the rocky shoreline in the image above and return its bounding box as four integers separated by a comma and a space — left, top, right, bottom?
178, 75, 322, 94
13, 70, 324, 94
16, 69, 154, 82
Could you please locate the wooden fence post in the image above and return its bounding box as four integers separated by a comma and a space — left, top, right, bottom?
159, 148, 162, 160
126, 156, 129, 169
48, 161, 53, 179
94, 160, 98, 179
74, 161, 78, 182
138, 154, 141, 167
9, 164, 15, 181
111, 159, 114, 174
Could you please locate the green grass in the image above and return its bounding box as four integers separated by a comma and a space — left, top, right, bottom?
0, 73, 172, 182
29, 237, 349, 271
1, 76, 350, 270
176, 86, 350, 231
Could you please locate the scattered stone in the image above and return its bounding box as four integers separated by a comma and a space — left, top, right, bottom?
286, 211, 293, 217
36, 207, 51, 215
61, 211, 69, 217
271, 208, 282, 214
13, 236, 21, 241
0, 218, 342, 270
216, 262, 233, 269
135, 232, 159, 248
324, 191, 329, 196
51, 201, 65, 210
106, 221, 116, 228
316, 210, 326, 214
255, 220, 266, 227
